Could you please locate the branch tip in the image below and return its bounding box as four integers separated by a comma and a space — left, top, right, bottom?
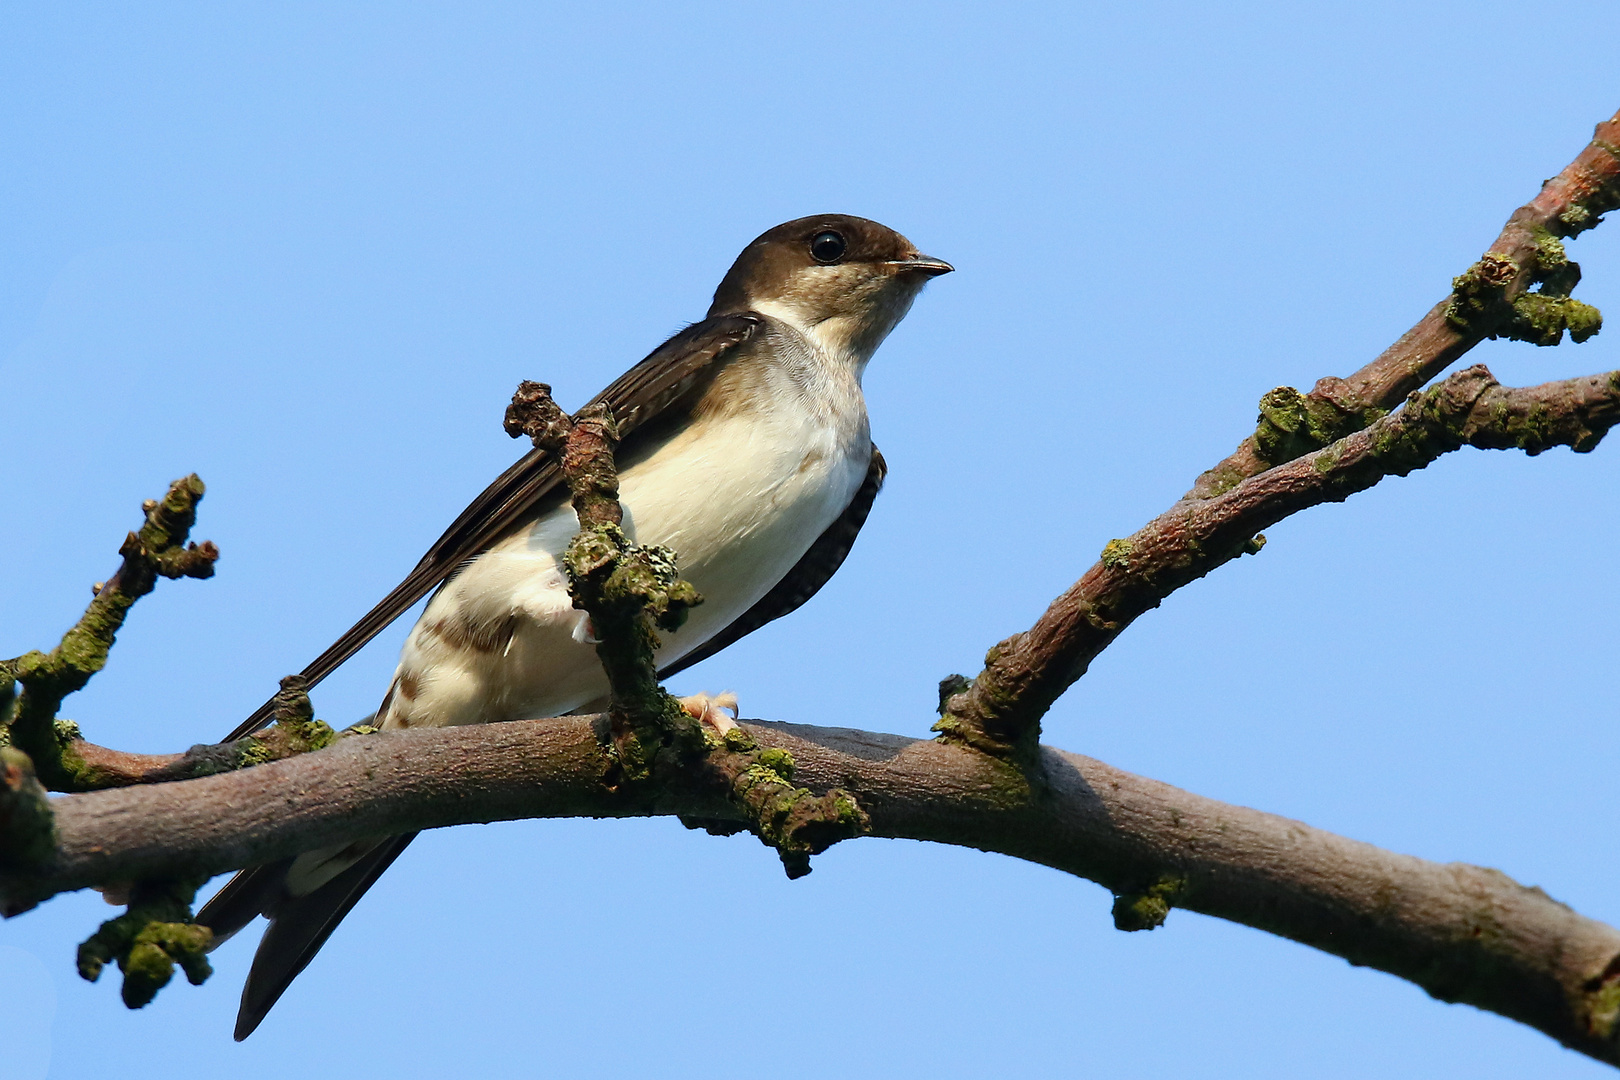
938, 364, 1620, 753
76, 877, 213, 1009
1112, 875, 1188, 932
1186, 108, 1620, 501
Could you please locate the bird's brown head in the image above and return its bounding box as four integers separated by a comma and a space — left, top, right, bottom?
709, 214, 952, 362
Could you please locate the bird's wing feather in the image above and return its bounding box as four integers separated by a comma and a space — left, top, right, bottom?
222, 314, 762, 741
658, 445, 886, 680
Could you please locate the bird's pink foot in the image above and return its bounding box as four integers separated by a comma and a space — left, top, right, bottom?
677, 691, 739, 734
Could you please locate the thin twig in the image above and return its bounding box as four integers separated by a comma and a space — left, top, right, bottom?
503, 381, 869, 873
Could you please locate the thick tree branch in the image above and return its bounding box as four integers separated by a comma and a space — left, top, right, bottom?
6, 714, 1620, 1065
939, 362, 1620, 756
1187, 110, 1620, 500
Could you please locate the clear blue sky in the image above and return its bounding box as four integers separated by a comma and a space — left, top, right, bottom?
4, 3, 1620, 1077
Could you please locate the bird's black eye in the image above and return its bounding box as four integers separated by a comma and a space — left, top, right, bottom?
809, 230, 846, 264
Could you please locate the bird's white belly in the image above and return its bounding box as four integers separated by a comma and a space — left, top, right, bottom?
381, 404, 869, 728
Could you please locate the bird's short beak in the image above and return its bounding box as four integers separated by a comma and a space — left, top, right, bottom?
889, 255, 954, 277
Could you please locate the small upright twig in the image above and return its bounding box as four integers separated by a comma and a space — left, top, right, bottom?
3, 476, 219, 791
505, 381, 701, 765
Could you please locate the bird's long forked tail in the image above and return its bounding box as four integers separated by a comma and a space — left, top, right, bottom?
196, 833, 419, 1040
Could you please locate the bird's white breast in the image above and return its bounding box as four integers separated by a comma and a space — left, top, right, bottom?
382, 321, 871, 728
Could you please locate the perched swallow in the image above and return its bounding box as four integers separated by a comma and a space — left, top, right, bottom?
197, 214, 951, 1039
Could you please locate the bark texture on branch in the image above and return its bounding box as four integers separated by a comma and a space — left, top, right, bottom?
937, 365, 1620, 756
7, 713, 1620, 1065
56, 677, 345, 790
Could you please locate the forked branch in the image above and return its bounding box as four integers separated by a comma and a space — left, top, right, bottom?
938, 365, 1620, 754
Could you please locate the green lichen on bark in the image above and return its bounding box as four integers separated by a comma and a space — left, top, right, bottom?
1504, 293, 1603, 346
726, 738, 868, 879
1584, 970, 1620, 1041
253, 674, 337, 759
932, 640, 1046, 765
1191, 459, 1250, 499
77, 877, 213, 1009
1113, 873, 1188, 931
1253, 385, 1388, 466
1446, 252, 1522, 335
683, 724, 872, 877
565, 521, 704, 775
1559, 203, 1596, 234
934, 627, 1110, 775
1100, 538, 1134, 570
1445, 238, 1602, 347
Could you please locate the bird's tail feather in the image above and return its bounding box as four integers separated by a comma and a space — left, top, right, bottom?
196, 833, 418, 1040
194, 857, 296, 949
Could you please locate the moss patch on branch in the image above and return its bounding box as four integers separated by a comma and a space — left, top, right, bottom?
710, 727, 869, 879
1446, 237, 1603, 347
1113, 874, 1189, 931
77, 877, 213, 1009
1253, 385, 1388, 466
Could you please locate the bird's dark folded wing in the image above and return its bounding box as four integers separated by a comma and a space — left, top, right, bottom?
659, 444, 887, 680
223, 314, 762, 742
